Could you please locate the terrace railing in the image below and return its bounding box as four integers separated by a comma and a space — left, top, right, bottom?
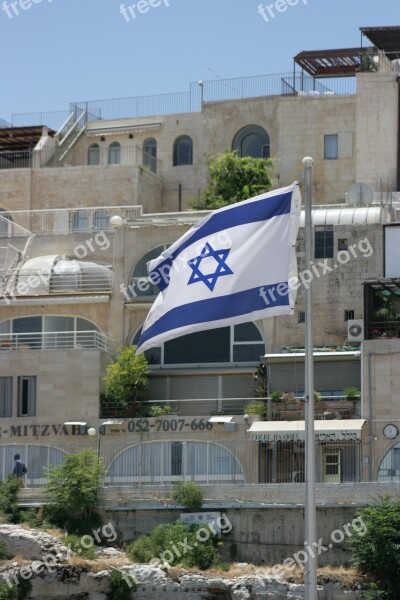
10, 72, 357, 130
0, 330, 116, 354
2, 205, 142, 235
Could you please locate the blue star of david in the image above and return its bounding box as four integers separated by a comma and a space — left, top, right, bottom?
187, 242, 233, 291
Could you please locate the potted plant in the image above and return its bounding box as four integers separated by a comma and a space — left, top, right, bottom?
270, 390, 283, 403
343, 387, 360, 401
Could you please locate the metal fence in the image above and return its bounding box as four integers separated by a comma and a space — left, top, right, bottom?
0, 331, 116, 354
2, 205, 142, 235
2, 434, 398, 488
10, 72, 357, 130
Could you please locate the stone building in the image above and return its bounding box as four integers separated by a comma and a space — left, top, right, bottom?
0, 27, 399, 493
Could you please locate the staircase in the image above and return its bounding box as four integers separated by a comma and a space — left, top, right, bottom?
46, 108, 87, 166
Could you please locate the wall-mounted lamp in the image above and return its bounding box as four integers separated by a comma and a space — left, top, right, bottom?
110, 215, 125, 229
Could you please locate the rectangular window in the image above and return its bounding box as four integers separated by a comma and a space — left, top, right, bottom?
315, 226, 334, 259
0, 377, 12, 417
344, 310, 355, 322
18, 376, 36, 417
298, 312, 305, 324
338, 239, 348, 251
324, 134, 338, 159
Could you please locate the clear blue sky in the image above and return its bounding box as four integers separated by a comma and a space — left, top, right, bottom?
1, 0, 400, 121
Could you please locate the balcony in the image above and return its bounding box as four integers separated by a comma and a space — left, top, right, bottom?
1, 205, 142, 235
0, 331, 116, 354
364, 281, 400, 340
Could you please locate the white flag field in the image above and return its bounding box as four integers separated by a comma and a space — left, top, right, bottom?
136, 183, 301, 354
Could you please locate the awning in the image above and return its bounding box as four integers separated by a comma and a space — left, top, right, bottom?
208, 416, 234, 423
248, 419, 365, 442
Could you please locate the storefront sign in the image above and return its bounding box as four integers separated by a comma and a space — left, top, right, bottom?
251, 430, 361, 442
0, 417, 214, 438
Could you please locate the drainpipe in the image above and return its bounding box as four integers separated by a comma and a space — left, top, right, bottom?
396, 77, 400, 191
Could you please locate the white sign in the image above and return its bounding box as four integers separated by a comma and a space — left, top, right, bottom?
180, 512, 222, 534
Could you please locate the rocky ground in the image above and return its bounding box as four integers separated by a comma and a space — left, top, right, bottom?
0, 524, 379, 599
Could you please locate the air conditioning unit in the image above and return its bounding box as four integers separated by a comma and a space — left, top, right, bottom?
348, 319, 364, 343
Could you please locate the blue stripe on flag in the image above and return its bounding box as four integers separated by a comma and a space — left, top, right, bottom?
138, 281, 289, 348
149, 191, 292, 292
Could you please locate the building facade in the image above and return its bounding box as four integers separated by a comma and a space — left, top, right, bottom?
0, 42, 400, 493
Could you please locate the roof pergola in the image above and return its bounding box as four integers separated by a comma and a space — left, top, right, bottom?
0, 126, 54, 152
360, 26, 400, 60
294, 48, 371, 78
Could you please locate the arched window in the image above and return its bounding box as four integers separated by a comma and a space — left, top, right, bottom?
87, 143, 100, 166
0, 208, 12, 236
132, 322, 265, 366
173, 135, 193, 166
143, 138, 157, 173
129, 244, 169, 300
232, 125, 270, 158
0, 316, 99, 350
378, 442, 400, 481
108, 142, 121, 165
0, 445, 66, 487
106, 441, 244, 485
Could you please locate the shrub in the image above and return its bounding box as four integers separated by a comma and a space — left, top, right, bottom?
127, 521, 226, 570
142, 404, 173, 417
0, 580, 17, 600
172, 482, 203, 511
244, 401, 265, 415
352, 496, 400, 588
0, 477, 20, 523
0, 542, 8, 561
270, 390, 283, 402
107, 569, 137, 600
63, 534, 96, 560
343, 387, 360, 400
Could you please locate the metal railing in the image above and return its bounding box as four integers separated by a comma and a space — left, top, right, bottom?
3, 434, 398, 488
10, 72, 358, 130
0, 145, 163, 171
0, 330, 115, 354
1, 205, 142, 235
0, 150, 32, 169
103, 396, 360, 419
367, 321, 400, 339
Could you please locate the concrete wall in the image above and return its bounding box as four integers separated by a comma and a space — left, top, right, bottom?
356, 72, 399, 193
362, 338, 400, 479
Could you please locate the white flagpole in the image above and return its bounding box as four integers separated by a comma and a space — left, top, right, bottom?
302, 157, 317, 600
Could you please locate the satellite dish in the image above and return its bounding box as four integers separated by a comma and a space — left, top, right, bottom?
347, 182, 374, 206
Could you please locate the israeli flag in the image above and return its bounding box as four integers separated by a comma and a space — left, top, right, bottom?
136, 183, 301, 353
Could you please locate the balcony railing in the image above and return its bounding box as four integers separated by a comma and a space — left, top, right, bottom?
102, 396, 360, 419
1, 205, 142, 235
368, 321, 400, 339
0, 331, 116, 354
9, 72, 357, 130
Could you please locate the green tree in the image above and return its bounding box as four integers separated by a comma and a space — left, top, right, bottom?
195, 150, 274, 209
44, 449, 103, 534
104, 346, 149, 408
172, 481, 203, 511
352, 496, 400, 590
